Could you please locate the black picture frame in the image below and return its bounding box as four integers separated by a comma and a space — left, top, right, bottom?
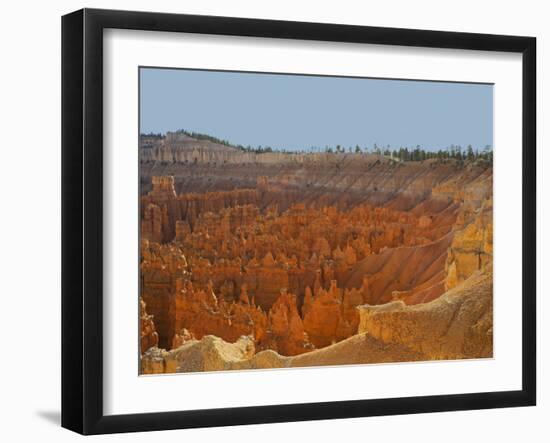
62, 8, 537, 435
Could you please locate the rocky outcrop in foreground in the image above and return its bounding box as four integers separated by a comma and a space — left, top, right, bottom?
141, 267, 492, 373
357, 270, 493, 360
141, 333, 425, 374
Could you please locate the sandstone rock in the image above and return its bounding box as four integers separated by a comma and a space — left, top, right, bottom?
357, 270, 493, 359
171, 328, 195, 349
345, 233, 454, 305
173, 279, 268, 346
138, 152, 493, 365
140, 347, 170, 374
262, 290, 313, 356
445, 200, 493, 291
150, 176, 177, 201
140, 298, 159, 353
166, 335, 255, 373
143, 269, 492, 374
145, 331, 425, 374
140, 240, 189, 348
141, 203, 163, 243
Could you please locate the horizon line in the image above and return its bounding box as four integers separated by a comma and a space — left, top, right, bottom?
139, 130, 493, 153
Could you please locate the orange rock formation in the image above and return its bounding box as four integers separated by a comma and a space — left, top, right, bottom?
138, 135, 493, 371
140, 298, 159, 354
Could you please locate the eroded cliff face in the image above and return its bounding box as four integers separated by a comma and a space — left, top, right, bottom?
445, 201, 493, 291
357, 270, 493, 360
140, 298, 159, 354
139, 134, 493, 371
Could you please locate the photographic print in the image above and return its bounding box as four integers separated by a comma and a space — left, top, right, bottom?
138, 67, 494, 375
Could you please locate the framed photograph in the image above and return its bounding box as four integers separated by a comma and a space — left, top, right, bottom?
62, 8, 536, 435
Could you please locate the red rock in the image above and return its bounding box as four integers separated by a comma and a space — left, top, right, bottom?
138, 155, 493, 358
140, 298, 159, 354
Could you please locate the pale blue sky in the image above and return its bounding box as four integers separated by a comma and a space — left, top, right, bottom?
140, 67, 493, 152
